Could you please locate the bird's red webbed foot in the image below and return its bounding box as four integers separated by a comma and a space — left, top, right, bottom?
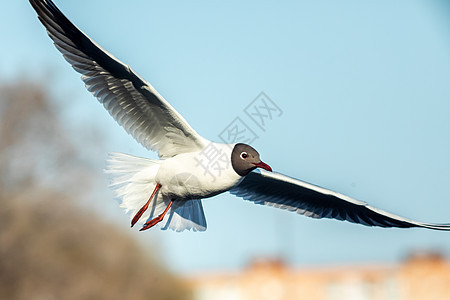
140, 200, 173, 231
131, 183, 161, 227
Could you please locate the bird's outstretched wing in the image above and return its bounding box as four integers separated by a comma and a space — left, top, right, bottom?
30, 0, 208, 158
230, 170, 450, 230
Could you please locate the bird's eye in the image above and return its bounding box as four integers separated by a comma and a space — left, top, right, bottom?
240, 152, 248, 159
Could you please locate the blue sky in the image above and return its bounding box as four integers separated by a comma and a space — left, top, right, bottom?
3, 0, 450, 274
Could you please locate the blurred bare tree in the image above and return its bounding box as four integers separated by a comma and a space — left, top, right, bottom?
0, 80, 190, 300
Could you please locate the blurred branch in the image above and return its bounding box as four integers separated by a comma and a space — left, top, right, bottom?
0, 81, 79, 192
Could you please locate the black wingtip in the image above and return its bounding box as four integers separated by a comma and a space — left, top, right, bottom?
30, 0, 80, 40
29, 0, 140, 87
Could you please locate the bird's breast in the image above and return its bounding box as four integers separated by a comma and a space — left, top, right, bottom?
155, 143, 242, 200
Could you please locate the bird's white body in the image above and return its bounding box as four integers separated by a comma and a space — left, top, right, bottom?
106, 143, 243, 232
156, 143, 242, 200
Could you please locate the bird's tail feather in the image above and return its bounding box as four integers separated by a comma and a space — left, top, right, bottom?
105, 152, 206, 232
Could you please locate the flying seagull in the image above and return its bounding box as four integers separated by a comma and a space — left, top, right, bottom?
30, 0, 450, 232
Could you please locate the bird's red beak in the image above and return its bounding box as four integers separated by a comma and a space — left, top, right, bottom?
253, 161, 272, 172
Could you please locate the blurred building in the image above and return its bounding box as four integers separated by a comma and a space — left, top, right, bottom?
186, 252, 450, 300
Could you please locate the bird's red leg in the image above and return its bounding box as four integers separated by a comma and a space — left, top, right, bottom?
131, 183, 161, 227
140, 200, 173, 231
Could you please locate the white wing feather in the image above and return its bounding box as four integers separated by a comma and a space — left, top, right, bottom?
30, 0, 208, 158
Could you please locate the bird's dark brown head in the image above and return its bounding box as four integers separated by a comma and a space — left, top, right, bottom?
231, 143, 272, 176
